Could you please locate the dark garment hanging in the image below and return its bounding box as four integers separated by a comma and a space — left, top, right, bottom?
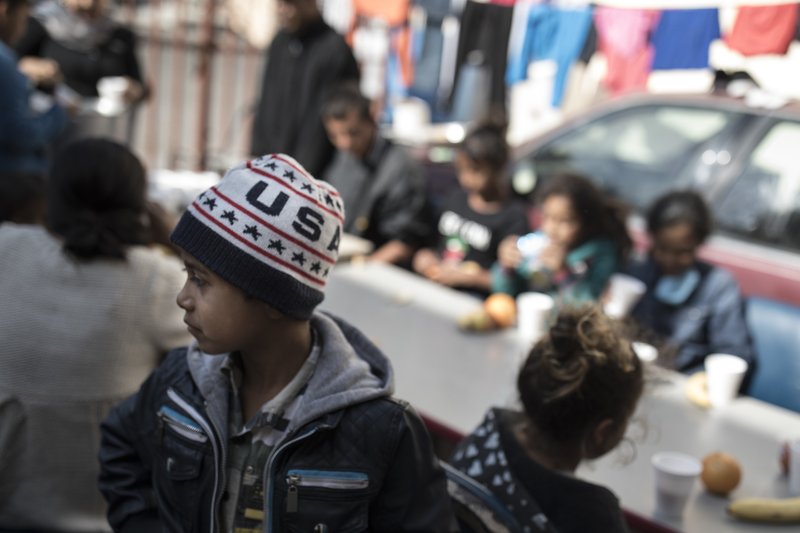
450, 0, 514, 116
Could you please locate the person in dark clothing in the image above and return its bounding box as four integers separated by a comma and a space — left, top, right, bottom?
413, 119, 529, 295
451, 306, 643, 533
14, 0, 145, 100
250, 0, 359, 177
98, 154, 454, 532
322, 83, 431, 265
626, 191, 755, 383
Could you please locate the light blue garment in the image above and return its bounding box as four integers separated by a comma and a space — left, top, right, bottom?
0, 41, 66, 173
505, 4, 593, 107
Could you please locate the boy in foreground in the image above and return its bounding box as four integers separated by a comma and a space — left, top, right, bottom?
98, 154, 453, 532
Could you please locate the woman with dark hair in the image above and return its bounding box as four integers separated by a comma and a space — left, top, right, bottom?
627, 190, 755, 377
413, 119, 529, 295
0, 138, 190, 531
493, 172, 632, 304
451, 306, 643, 533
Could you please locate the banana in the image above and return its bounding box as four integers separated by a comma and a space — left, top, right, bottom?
728, 497, 800, 523
684, 371, 711, 409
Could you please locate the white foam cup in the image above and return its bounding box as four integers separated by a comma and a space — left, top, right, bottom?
516, 292, 554, 345
704, 354, 748, 407
632, 341, 658, 363
651, 451, 701, 519
789, 439, 800, 496
604, 273, 647, 319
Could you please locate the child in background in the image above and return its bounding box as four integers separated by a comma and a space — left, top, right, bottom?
98, 154, 453, 532
451, 305, 643, 533
626, 190, 754, 378
493, 173, 631, 304
413, 120, 529, 295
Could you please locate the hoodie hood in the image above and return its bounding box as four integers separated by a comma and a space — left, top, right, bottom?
186, 311, 394, 437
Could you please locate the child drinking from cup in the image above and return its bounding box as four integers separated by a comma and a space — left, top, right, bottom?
493, 172, 631, 304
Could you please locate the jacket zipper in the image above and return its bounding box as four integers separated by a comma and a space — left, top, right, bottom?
264, 425, 332, 533
284, 470, 369, 513
167, 388, 222, 533
158, 406, 209, 443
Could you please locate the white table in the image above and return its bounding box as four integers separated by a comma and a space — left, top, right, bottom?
321, 262, 800, 533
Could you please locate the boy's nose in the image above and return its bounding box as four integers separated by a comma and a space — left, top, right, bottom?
176, 285, 192, 310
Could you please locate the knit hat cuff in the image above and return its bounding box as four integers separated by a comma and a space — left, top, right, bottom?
171, 213, 323, 320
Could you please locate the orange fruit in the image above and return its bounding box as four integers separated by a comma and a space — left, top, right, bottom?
484, 293, 516, 329
701, 452, 742, 496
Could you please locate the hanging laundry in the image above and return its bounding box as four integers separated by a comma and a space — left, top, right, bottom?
450, 0, 515, 116
651, 9, 719, 70
409, 0, 457, 119
594, 6, 660, 95
506, 2, 593, 107
725, 4, 798, 56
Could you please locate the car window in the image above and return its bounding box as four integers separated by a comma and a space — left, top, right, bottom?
522, 105, 735, 211
715, 120, 800, 252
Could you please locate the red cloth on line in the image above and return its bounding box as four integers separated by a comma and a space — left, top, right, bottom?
725, 4, 798, 56
594, 7, 660, 95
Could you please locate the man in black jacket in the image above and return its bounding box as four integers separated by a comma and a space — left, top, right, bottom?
98, 154, 454, 532
250, 0, 359, 177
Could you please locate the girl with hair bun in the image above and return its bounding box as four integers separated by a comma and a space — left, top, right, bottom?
451, 305, 643, 533
493, 172, 632, 304
413, 118, 529, 295
0, 138, 190, 531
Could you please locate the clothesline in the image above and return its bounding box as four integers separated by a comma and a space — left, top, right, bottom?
594, 0, 799, 8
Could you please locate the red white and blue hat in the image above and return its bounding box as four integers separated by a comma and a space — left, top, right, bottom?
171, 154, 344, 319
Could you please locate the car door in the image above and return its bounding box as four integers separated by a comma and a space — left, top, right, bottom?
702, 116, 800, 304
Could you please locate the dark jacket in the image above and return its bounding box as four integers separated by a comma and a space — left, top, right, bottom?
325, 135, 432, 249
0, 42, 66, 173
98, 312, 453, 533
250, 18, 359, 177
451, 408, 628, 533
627, 258, 756, 380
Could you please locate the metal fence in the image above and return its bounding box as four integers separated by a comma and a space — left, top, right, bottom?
113, 0, 265, 173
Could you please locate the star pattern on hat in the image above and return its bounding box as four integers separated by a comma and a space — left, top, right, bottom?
301, 183, 314, 193
310, 261, 321, 273
243, 225, 262, 241
221, 210, 238, 225
267, 238, 285, 255
324, 194, 334, 207
203, 197, 217, 211
283, 170, 296, 183
265, 161, 277, 171
323, 267, 329, 277
291, 252, 306, 266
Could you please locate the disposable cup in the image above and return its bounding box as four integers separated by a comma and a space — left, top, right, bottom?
789, 439, 800, 496
516, 292, 554, 345
651, 451, 701, 519
704, 354, 748, 407
604, 273, 647, 319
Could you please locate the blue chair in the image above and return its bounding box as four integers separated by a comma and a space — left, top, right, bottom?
745, 297, 800, 412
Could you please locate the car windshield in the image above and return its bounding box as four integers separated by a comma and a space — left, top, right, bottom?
519, 104, 737, 211
715, 120, 800, 253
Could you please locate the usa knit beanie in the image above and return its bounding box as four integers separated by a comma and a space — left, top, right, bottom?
171, 154, 344, 320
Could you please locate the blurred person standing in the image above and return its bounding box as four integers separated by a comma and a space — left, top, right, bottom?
0, 138, 190, 532
322, 83, 431, 265
0, 0, 66, 173
250, 0, 359, 177
14, 0, 145, 101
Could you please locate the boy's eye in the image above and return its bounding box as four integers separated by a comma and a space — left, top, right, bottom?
183, 267, 207, 287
